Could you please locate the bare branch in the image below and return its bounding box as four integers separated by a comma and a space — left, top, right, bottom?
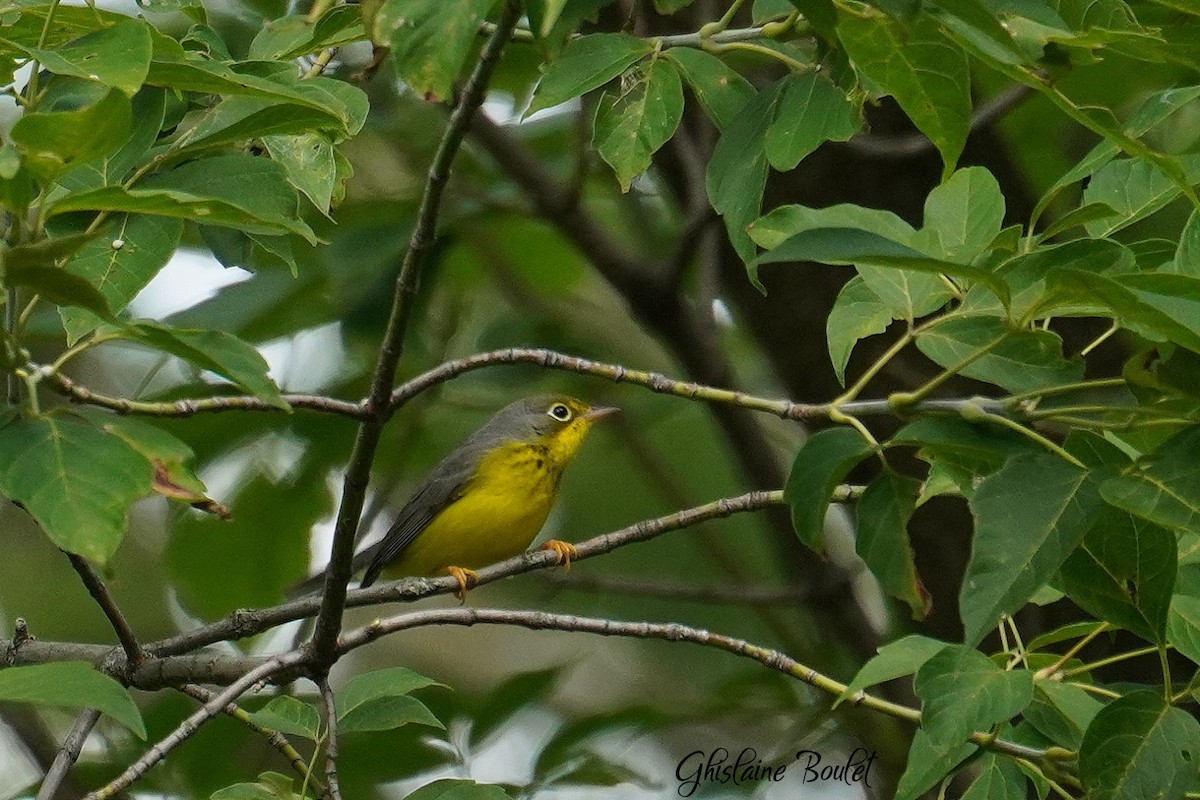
83, 650, 309, 800
317, 679, 343, 800
44, 369, 366, 418
150, 487, 809, 657
846, 85, 1033, 159
335, 607, 1056, 765
308, 0, 523, 669
65, 553, 144, 666
178, 684, 327, 799
542, 573, 812, 605
35, 709, 100, 800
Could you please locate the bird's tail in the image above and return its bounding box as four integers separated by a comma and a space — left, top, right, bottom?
285, 546, 379, 599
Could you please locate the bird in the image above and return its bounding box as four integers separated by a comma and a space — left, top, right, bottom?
291, 395, 618, 599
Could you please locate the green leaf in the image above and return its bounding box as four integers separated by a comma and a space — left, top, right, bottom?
4, 262, 111, 317
838, 11, 971, 176
784, 427, 875, 553
1168, 563, 1200, 664
755, 227, 1008, 310
249, 5, 364, 61
1172, 209, 1200, 277
372, 0, 497, 102
763, 70, 859, 171
57, 88, 167, 193
249, 696, 322, 740
403, 779, 513, 800
856, 471, 930, 618
95, 414, 225, 517
915, 644, 1033, 747
527, 34, 652, 116
1079, 691, 1200, 800
1, 17, 152, 96
920, 167, 1005, 263
10, 88, 131, 181
336, 666, 443, 732
961, 753, 1028, 800
827, 275, 892, 385
1057, 509, 1175, 643
593, 57, 684, 192
176, 96, 348, 159
145, 30, 366, 132
338, 695, 443, 734
0, 416, 153, 564
114, 321, 289, 410
262, 133, 338, 213
895, 728, 978, 800
707, 79, 794, 266
59, 214, 184, 345
892, 416, 1040, 467
0, 662, 145, 738
49, 154, 316, 243
1030, 85, 1200, 228
1023, 681, 1103, 751
1101, 426, 1200, 536
663, 48, 754, 132
211, 772, 298, 800
1083, 155, 1200, 238
915, 315, 1083, 394
750, 202, 918, 249
837, 634, 949, 705
961, 454, 1105, 645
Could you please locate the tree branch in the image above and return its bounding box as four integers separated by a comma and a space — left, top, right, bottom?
35, 709, 100, 800
178, 683, 328, 800
334, 607, 1062, 766
65, 553, 144, 666
307, 0, 522, 669
846, 85, 1032, 159
317, 679, 343, 800
149, 487, 809, 657
541, 573, 812, 605
83, 650, 310, 800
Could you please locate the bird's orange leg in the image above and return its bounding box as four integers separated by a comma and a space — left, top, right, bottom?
538, 539, 578, 568
443, 565, 479, 602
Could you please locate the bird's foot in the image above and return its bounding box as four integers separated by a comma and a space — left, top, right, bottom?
539, 539, 578, 569
443, 565, 478, 603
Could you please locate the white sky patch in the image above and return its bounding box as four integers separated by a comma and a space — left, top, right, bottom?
130, 248, 252, 319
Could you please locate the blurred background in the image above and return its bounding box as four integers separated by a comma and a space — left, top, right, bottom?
2, 0, 1199, 796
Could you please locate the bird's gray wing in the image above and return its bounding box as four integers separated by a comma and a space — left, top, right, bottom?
358, 441, 487, 587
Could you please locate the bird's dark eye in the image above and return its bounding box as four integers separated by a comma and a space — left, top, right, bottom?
548, 403, 572, 421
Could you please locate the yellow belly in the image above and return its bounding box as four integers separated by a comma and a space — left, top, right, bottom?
380, 443, 560, 578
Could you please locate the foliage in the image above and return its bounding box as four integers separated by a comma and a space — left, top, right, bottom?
0, 0, 1199, 797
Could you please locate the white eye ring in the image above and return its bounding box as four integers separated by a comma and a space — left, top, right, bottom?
548, 403, 572, 421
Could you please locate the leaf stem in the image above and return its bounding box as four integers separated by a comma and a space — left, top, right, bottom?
976, 411, 1086, 468
1035, 622, 1108, 679
1061, 643, 1165, 678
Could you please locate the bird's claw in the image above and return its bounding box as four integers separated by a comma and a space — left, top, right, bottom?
539, 539, 578, 569
444, 565, 478, 602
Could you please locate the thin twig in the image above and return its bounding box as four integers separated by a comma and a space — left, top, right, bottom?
44, 369, 365, 418
150, 487, 809, 657
307, 0, 523, 669
542, 573, 811, 605
317, 680, 343, 800
35, 709, 100, 800
846, 85, 1032, 159
65, 554, 144, 666
83, 650, 309, 800
336, 607, 1065, 766
178, 684, 327, 799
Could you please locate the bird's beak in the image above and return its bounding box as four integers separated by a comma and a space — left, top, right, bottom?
582, 405, 620, 422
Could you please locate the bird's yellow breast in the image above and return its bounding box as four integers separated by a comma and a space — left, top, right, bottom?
379, 441, 564, 579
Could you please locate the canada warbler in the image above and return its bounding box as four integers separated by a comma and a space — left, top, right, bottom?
293, 395, 617, 598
